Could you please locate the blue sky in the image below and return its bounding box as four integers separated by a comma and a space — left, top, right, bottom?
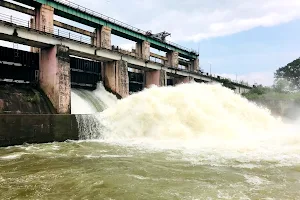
1, 0, 300, 86
191, 19, 300, 85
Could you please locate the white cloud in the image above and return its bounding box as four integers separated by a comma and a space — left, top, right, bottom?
68, 0, 300, 42
0, 0, 297, 86
118, 43, 134, 51
2, 0, 300, 43
219, 71, 275, 86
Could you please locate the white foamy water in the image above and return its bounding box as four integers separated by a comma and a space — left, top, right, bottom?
71, 82, 117, 114
1, 82, 300, 199
0, 152, 27, 160
98, 83, 282, 139
71, 82, 300, 166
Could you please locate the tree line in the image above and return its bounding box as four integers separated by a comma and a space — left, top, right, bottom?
242, 57, 300, 118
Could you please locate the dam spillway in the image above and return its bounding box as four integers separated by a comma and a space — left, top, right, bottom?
1, 82, 300, 199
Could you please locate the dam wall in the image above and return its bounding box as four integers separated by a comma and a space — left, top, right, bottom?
0, 83, 56, 114
0, 114, 78, 147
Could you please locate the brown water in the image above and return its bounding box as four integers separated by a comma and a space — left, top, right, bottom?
0, 140, 300, 200
2, 83, 300, 199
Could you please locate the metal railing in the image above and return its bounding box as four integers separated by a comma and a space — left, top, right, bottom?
52, 0, 197, 53
0, 13, 91, 44
169, 67, 250, 87
0, 13, 251, 88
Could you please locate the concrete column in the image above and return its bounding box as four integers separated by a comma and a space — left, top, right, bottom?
92, 28, 101, 47
174, 76, 194, 85
30, 18, 39, 53
101, 26, 111, 49
35, 4, 54, 33
166, 51, 179, 68
93, 26, 111, 49
39, 45, 71, 114
192, 58, 200, 72
136, 41, 150, 60
104, 60, 129, 98
145, 69, 166, 88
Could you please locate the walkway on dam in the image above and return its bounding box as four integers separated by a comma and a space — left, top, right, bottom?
0, 13, 251, 91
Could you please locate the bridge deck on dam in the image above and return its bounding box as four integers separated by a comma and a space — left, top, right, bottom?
0, 14, 252, 91
13, 0, 198, 59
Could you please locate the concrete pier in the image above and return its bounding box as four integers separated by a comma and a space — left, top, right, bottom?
136, 41, 150, 60
92, 28, 100, 47
101, 26, 112, 50
34, 4, 54, 32
92, 26, 111, 49
104, 60, 129, 98
39, 45, 71, 114
0, 0, 253, 148
166, 51, 179, 68
192, 58, 200, 72
145, 70, 166, 87
30, 4, 54, 53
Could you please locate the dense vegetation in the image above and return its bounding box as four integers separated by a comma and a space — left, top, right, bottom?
242, 57, 300, 119
275, 57, 300, 90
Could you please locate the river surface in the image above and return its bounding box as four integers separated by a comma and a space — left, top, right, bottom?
0, 140, 299, 199
1, 83, 300, 199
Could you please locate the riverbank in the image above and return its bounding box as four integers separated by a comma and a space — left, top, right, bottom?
243, 90, 300, 120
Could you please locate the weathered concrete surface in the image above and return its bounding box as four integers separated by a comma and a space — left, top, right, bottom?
136, 41, 150, 60
35, 4, 54, 32
93, 26, 111, 49
101, 26, 111, 50
0, 84, 55, 114
39, 45, 71, 114
166, 51, 179, 68
104, 60, 129, 98
192, 58, 200, 72
145, 69, 166, 87
0, 114, 78, 147
31, 4, 53, 53
30, 18, 40, 53
160, 70, 167, 86
93, 28, 101, 47
0, 21, 252, 92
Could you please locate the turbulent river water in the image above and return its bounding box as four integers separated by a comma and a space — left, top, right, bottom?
1, 82, 300, 199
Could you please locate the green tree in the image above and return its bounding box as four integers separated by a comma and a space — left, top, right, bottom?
273, 78, 291, 93
275, 57, 300, 90
241, 85, 271, 100
221, 78, 236, 90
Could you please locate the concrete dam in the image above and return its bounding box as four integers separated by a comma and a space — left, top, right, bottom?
0, 0, 252, 146
2, 1, 300, 199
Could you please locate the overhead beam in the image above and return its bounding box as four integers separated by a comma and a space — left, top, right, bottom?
53, 20, 94, 37
13, 0, 198, 59
0, 1, 35, 16
0, 1, 94, 38
150, 52, 167, 61
0, 22, 208, 80
179, 59, 190, 66
0, 21, 252, 90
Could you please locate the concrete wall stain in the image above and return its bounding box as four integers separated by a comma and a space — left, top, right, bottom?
0, 84, 55, 114
0, 114, 78, 147
101, 26, 111, 50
